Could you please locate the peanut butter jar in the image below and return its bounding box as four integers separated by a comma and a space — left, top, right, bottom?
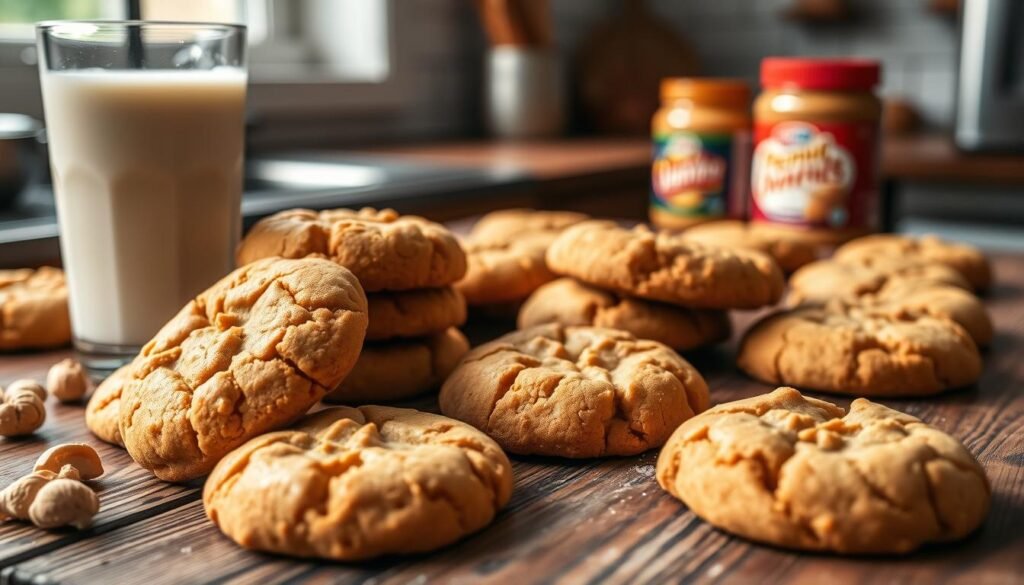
751, 58, 882, 246
650, 78, 751, 230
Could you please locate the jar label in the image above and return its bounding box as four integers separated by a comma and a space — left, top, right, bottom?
651, 131, 747, 220
750, 120, 878, 230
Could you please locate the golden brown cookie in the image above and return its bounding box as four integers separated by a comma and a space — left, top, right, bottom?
738, 302, 982, 396
119, 257, 369, 482
467, 209, 589, 246
204, 406, 513, 560
457, 209, 588, 306
834, 234, 992, 291
788, 258, 992, 346
680, 220, 818, 273
236, 208, 466, 292
546, 221, 784, 310
0, 267, 71, 350
326, 327, 469, 404
518, 278, 731, 351
85, 364, 132, 446
365, 287, 466, 341
788, 257, 970, 305
872, 284, 993, 347
657, 387, 990, 554
439, 324, 709, 457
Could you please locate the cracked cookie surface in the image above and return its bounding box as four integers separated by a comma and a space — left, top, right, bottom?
326, 327, 469, 404
236, 207, 466, 292
86, 364, 132, 446
738, 302, 982, 396
788, 257, 970, 305
518, 278, 731, 351
656, 387, 990, 554
439, 324, 709, 457
119, 257, 368, 481
788, 259, 991, 346
546, 222, 784, 310
456, 209, 587, 306
366, 287, 466, 341
680, 220, 818, 273
834, 234, 991, 291
203, 405, 513, 560
0, 267, 71, 350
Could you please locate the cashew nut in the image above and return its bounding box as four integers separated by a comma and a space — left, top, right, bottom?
0, 380, 47, 437
27, 478, 99, 530
0, 470, 56, 521
47, 358, 90, 403
34, 443, 104, 480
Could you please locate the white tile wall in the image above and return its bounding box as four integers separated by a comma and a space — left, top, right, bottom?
638, 0, 960, 127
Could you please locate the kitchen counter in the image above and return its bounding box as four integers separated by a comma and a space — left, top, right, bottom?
1, 250, 1023, 584
368, 133, 1024, 185
6, 134, 1024, 268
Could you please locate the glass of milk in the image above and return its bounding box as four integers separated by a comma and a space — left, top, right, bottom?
37, 21, 247, 373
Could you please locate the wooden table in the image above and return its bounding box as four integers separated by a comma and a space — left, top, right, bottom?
2, 256, 1023, 584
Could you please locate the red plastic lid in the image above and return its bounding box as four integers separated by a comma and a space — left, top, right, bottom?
761, 58, 881, 91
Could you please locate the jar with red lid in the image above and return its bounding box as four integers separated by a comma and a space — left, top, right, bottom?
750, 58, 882, 245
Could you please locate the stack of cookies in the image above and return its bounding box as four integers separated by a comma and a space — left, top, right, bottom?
739, 233, 993, 396
518, 221, 787, 351
455, 209, 588, 312
236, 207, 472, 403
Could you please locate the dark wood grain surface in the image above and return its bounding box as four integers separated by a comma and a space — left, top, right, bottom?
1, 256, 1023, 585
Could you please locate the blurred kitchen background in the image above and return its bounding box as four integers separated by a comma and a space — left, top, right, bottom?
1, 0, 1023, 265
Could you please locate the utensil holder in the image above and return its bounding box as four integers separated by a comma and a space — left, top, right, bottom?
486, 47, 565, 140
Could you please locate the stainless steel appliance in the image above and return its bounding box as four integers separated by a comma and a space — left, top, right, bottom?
956, 0, 1024, 151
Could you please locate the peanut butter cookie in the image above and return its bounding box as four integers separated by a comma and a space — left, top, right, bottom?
468, 209, 589, 246
0, 267, 71, 350
439, 324, 709, 457
119, 257, 369, 481
326, 327, 469, 404
85, 364, 132, 446
834, 234, 991, 291
546, 221, 784, 310
681, 220, 818, 273
872, 284, 993, 347
366, 287, 466, 341
788, 257, 970, 305
738, 301, 982, 396
204, 406, 513, 560
457, 209, 587, 306
656, 387, 990, 554
518, 278, 731, 351
236, 208, 466, 292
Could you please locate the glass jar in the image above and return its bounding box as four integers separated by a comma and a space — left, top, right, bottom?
649, 78, 751, 230
750, 58, 882, 245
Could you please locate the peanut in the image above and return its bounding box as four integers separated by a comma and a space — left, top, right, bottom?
0, 380, 47, 437
27, 478, 99, 530
0, 470, 56, 521
47, 359, 90, 403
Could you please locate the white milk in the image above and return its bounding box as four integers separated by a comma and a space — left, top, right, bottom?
40, 69, 246, 347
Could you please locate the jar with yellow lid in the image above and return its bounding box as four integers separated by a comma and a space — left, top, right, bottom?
649, 78, 751, 229
750, 58, 882, 245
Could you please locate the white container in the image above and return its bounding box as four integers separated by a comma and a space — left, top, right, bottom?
486, 47, 565, 140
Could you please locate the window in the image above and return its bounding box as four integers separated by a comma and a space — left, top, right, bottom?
0, 0, 408, 117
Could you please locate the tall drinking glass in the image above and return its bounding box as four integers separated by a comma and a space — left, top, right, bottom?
37, 21, 247, 373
